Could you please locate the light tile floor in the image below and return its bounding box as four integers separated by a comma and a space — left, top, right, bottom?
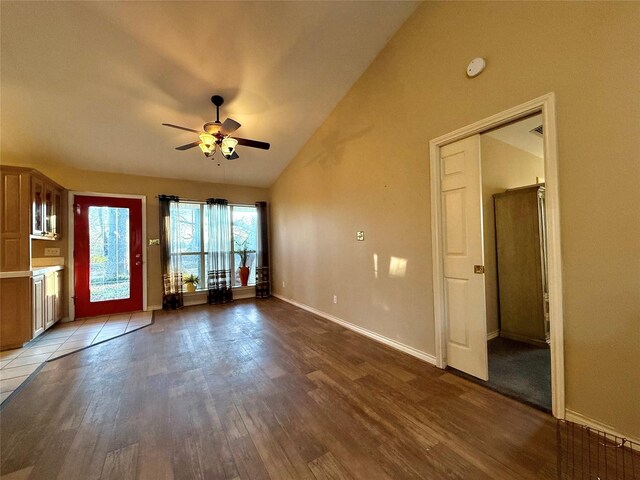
0, 311, 153, 404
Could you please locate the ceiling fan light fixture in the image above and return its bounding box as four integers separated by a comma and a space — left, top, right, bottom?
199, 143, 215, 156
199, 133, 216, 147
198, 133, 217, 156
221, 137, 238, 156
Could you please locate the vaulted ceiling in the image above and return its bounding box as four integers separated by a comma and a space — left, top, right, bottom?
1, 1, 418, 187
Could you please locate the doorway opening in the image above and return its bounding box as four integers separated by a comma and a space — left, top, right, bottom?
482, 114, 551, 411
430, 93, 564, 418
70, 193, 147, 319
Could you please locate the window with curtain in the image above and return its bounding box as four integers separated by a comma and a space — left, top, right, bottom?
170, 202, 206, 283
232, 205, 258, 286
165, 200, 259, 289
159, 195, 183, 309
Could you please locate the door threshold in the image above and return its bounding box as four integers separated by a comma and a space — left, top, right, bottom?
446, 366, 552, 414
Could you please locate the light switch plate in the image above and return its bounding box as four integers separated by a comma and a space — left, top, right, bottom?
356, 231, 365, 241
44, 247, 60, 256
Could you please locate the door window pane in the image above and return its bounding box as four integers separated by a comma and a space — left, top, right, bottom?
88, 206, 130, 302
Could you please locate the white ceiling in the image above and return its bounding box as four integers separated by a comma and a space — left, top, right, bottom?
1, 1, 418, 188
485, 114, 544, 158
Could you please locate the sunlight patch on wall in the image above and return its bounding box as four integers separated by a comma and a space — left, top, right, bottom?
373, 253, 379, 279
389, 256, 407, 278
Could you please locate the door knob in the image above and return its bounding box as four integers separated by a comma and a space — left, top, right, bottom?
135, 261, 142, 266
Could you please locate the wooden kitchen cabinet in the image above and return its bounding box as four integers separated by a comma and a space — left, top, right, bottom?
44, 269, 63, 329
0, 268, 64, 349
0, 166, 65, 274
0, 168, 31, 272
55, 269, 64, 321
34, 268, 64, 337
0, 277, 32, 349
28, 169, 63, 240
31, 176, 45, 236
44, 271, 56, 330
1, 165, 67, 350
32, 274, 45, 338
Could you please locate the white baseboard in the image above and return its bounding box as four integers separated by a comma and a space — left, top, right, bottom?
487, 329, 499, 340
565, 409, 640, 444
273, 294, 436, 366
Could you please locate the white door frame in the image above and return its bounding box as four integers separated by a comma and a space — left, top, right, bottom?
67, 191, 148, 320
429, 92, 565, 418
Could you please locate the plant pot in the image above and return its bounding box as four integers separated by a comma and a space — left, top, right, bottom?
185, 282, 196, 293
239, 266, 250, 287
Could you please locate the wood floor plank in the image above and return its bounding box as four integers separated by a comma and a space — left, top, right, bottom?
236, 399, 315, 480
100, 443, 139, 480
0, 466, 33, 480
228, 435, 271, 480
56, 421, 115, 480
0, 299, 558, 479
135, 448, 174, 480
307, 452, 354, 480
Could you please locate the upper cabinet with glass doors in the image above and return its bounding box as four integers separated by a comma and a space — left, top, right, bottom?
31, 173, 63, 239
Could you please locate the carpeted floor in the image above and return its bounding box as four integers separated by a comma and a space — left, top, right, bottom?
487, 336, 551, 412
449, 336, 552, 412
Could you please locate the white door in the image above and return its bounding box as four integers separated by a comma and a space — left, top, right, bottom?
439, 134, 488, 380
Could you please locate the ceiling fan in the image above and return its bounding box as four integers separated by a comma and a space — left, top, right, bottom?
162, 95, 270, 161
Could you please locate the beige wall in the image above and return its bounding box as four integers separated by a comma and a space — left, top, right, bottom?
2, 153, 269, 311
481, 135, 544, 335
270, 2, 640, 437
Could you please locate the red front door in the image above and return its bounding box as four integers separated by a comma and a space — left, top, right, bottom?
74, 195, 143, 318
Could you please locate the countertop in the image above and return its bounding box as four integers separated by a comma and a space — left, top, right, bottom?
0, 258, 65, 279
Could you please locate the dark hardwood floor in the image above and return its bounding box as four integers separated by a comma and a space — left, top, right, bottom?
0, 298, 557, 479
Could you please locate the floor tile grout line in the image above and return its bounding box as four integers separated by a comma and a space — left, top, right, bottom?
0, 363, 42, 381
0, 311, 154, 407
4, 352, 53, 369
48, 312, 154, 362
0, 362, 47, 412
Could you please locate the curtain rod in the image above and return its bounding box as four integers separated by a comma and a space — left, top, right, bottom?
155, 195, 257, 207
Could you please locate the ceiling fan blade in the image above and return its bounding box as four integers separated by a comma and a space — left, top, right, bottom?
220, 118, 241, 135
162, 123, 201, 134
234, 137, 270, 150
224, 151, 240, 160
175, 141, 201, 151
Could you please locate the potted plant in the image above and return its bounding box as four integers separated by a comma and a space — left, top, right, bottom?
236, 239, 250, 286
183, 273, 199, 293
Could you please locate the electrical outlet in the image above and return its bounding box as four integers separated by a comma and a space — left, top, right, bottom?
333, 295, 338, 304
356, 231, 365, 241
44, 248, 60, 256
282, 281, 286, 288
148, 238, 160, 246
